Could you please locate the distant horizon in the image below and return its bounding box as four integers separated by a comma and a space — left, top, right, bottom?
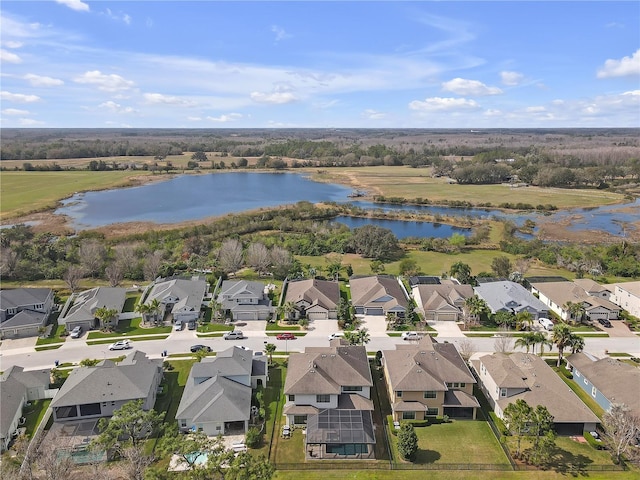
1, 1, 638, 129
2, 126, 640, 131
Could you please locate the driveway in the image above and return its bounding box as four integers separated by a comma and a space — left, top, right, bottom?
358, 315, 387, 335
430, 321, 464, 338
305, 319, 339, 336
0, 336, 38, 352
603, 320, 638, 338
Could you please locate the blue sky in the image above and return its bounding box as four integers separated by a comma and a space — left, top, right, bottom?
1, 1, 639, 128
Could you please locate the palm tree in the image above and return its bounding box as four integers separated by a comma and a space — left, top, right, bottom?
532, 331, 551, 355
148, 298, 162, 325
264, 343, 276, 365
209, 299, 224, 322
95, 306, 119, 331
515, 332, 536, 353
563, 301, 586, 325
515, 311, 534, 331
568, 335, 585, 355
551, 323, 578, 367
344, 328, 370, 346
463, 296, 489, 328
135, 302, 151, 325
283, 301, 296, 323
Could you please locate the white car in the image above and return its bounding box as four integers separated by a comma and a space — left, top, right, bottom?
223, 330, 244, 340
173, 321, 184, 331
401, 331, 422, 341
69, 326, 83, 338
108, 340, 132, 350
328, 332, 345, 341
538, 318, 554, 331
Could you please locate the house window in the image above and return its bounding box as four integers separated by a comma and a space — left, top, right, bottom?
111, 401, 116, 406
575, 371, 581, 378
288, 395, 295, 402
343, 386, 363, 392
500, 388, 507, 397
397, 391, 403, 398
102, 402, 107, 407
402, 411, 416, 420
216, 426, 221, 431
423, 391, 437, 399
584, 378, 588, 385
592, 386, 597, 398
180, 420, 187, 428
459, 383, 465, 388
316, 394, 330, 403
293, 415, 307, 425
426, 408, 439, 416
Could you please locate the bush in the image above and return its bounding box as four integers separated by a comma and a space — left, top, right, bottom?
397, 423, 418, 461
558, 365, 573, 379
584, 431, 604, 450
245, 427, 262, 448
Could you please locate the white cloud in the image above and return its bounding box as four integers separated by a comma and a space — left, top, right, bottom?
362, 109, 386, 119
74, 70, 134, 92
250, 91, 298, 104
103, 8, 132, 25
206, 113, 242, 122
1, 91, 41, 103
2, 108, 30, 115
187, 116, 202, 121
143, 92, 196, 106
24, 73, 64, 86
55, 0, 89, 12
500, 70, 525, 86
526, 106, 546, 113
271, 25, 292, 42
442, 78, 502, 96
484, 109, 502, 117
4, 41, 23, 48
409, 97, 479, 112
597, 49, 640, 78
0, 48, 22, 63
19, 118, 44, 126
98, 101, 135, 114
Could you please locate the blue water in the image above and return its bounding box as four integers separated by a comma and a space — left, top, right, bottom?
334, 216, 470, 239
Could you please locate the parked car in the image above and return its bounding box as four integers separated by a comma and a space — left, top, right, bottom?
538, 318, 554, 331
598, 318, 612, 328
223, 330, 245, 340
276, 332, 296, 340
328, 332, 345, 341
187, 320, 197, 330
69, 326, 83, 338
174, 321, 184, 331
401, 331, 422, 341
190, 344, 212, 353
108, 340, 132, 351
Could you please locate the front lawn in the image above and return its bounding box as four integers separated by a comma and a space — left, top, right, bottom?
197, 322, 232, 333
35, 316, 65, 345
86, 335, 169, 346
159, 359, 196, 424
86, 317, 171, 339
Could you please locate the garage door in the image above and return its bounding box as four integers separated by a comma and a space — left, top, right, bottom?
436, 312, 458, 321
308, 312, 328, 321
235, 312, 255, 321
365, 307, 384, 316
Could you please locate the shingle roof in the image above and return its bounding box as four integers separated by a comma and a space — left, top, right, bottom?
383, 336, 476, 392
531, 281, 619, 313
146, 278, 207, 313
349, 275, 408, 311
474, 281, 548, 314
60, 287, 126, 325
0, 310, 47, 329
284, 344, 373, 396
566, 353, 640, 417
0, 376, 26, 441
0, 288, 52, 310
285, 279, 339, 311
416, 284, 473, 313
50, 351, 161, 408
609, 281, 640, 297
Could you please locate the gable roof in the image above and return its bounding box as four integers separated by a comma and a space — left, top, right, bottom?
566, 353, 640, 417
284, 343, 373, 396
573, 279, 611, 295
609, 281, 640, 297
383, 336, 476, 392
219, 280, 264, 299
60, 287, 126, 324
349, 275, 408, 311
146, 277, 207, 312
285, 279, 339, 311
0, 288, 52, 311
50, 351, 161, 408
416, 284, 473, 313
531, 281, 619, 313
475, 353, 599, 424
474, 281, 548, 314
0, 310, 47, 329
1, 366, 50, 441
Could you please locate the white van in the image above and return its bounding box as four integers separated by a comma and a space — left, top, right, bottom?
539, 318, 554, 331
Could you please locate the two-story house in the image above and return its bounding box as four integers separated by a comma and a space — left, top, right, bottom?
0, 288, 54, 338
530, 281, 619, 323
176, 346, 267, 436
283, 278, 340, 321
472, 353, 599, 435
284, 339, 376, 459
608, 281, 640, 319
383, 336, 479, 421
145, 276, 208, 324
217, 280, 273, 321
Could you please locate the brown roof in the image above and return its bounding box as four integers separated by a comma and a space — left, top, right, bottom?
567, 352, 640, 417
393, 401, 429, 412
443, 390, 481, 408
383, 337, 476, 393
349, 275, 408, 311
477, 353, 600, 424
416, 284, 473, 312
283, 404, 319, 415
284, 279, 339, 311
284, 343, 373, 396
338, 393, 374, 410
531, 281, 619, 313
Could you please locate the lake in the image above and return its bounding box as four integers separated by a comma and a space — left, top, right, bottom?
55, 171, 638, 238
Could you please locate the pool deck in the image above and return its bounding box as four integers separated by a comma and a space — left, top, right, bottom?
168, 433, 246, 471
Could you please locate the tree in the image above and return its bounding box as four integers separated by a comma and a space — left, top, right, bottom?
450, 261, 473, 284
225, 452, 274, 480
270, 246, 295, 279
344, 327, 370, 346
264, 343, 276, 365
135, 302, 151, 325
159, 427, 232, 477
397, 423, 418, 461
245, 242, 270, 276
563, 301, 586, 325
350, 225, 402, 260
370, 260, 385, 274
568, 334, 585, 355
493, 310, 515, 330
491, 256, 512, 278
532, 331, 552, 355
603, 403, 640, 464
143, 250, 163, 280
515, 332, 536, 353
337, 298, 353, 326
503, 399, 533, 458
551, 322, 577, 367
95, 400, 163, 450
325, 253, 343, 280
147, 297, 162, 325
399, 258, 420, 276
105, 261, 124, 287
94, 306, 118, 330
457, 338, 476, 362
515, 311, 533, 331
494, 334, 514, 353
218, 238, 244, 274
79, 358, 100, 367
191, 150, 207, 162
209, 299, 224, 322
79, 239, 106, 278
63, 265, 84, 292
463, 296, 489, 327
527, 405, 556, 466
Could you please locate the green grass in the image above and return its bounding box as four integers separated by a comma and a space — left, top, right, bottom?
159, 359, 196, 425
35, 345, 63, 351
274, 471, 639, 480
86, 335, 169, 346
0, 170, 153, 219
196, 322, 232, 333
552, 368, 605, 419
267, 322, 302, 331
607, 352, 631, 357
86, 317, 171, 339
35, 317, 65, 345
266, 332, 307, 337
504, 435, 615, 468
123, 293, 141, 312
252, 361, 286, 459
22, 399, 51, 438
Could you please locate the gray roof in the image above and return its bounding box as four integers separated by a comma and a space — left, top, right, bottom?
1, 366, 49, 441
191, 346, 254, 380
383, 336, 476, 392
349, 275, 408, 312
306, 409, 375, 445
59, 287, 126, 325
475, 353, 600, 425
0, 310, 47, 329
474, 281, 548, 315
285, 343, 373, 396
0, 366, 50, 389
146, 278, 207, 313
0, 288, 52, 310
50, 351, 161, 408
567, 353, 640, 417
219, 280, 264, 300
285, 279, 339, 311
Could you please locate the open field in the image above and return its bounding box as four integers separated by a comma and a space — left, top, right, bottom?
273, 471, 639, 480
308, 166, 626, 209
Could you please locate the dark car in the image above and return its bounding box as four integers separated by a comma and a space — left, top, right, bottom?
188, 320, 197, 330
276, 332, 296, 340
598, 318, 612, 328
190, 344, 212, 353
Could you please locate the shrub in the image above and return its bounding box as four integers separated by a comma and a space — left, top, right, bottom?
397, 423, 418, 461
584, 431, 604, 450
245, 427, 262, 448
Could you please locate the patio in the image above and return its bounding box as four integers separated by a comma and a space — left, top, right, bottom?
46, 419, 106, 464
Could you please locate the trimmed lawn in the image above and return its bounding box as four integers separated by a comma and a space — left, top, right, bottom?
553, 368, 605, 419
197, 322, 232, 333
35, 316, 65, 345
86, 317, 171, 339
35, 345, 63, 351
389, 420, 510, 466
23, 399, 51, 438
123, 293, 141, 312
504, 436, 615, 469
274, 472, 639, 480
160, 359, 196, 424
87, 335, 169, 345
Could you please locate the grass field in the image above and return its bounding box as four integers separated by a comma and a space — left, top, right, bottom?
309, 166, 626, 209
273, 471, 638, 480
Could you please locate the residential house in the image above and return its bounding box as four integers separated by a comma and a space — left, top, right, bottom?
349, 275, 408, 317
530, 281, 620, 323
474, 281, 549, 320
0, 288, 54, 338
58, 287, 127, 331
608, 281, 640, 318
1, 366, 51, 451
473, 353, 599, 435
145, 276, 208, 323
176, 346, 267, 436
383, 336, 479, 421
50, 351, 162, 422
573, 279, 613, 300
413, 281, 474, 322
566, 352, 640, 418
284, 278, 340, 321
283, 339, 375, 459
217, 280, 273, 321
